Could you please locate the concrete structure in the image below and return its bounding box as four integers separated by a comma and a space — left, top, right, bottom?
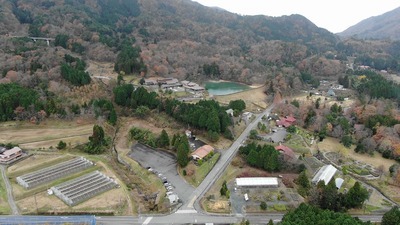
312, 164, 337, 185
191, 145, 214, 160
235, 177, 279, 188
0, 147, 22, 162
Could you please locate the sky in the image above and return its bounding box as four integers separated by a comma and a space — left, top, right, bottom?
192, 0, 400, 33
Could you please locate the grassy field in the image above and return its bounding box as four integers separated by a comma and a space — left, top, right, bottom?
0, 173, 11, 215
180, 153, 221, 187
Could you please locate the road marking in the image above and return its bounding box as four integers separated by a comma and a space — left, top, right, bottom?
187, 195, 197, 208
176, 209, 197, 214
142, 217, 153, 225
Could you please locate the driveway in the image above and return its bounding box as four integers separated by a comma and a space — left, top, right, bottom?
128, 143, 194, 204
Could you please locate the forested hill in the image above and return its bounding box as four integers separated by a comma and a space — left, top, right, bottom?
338, 6, 400, 40
1, 0, 400, 88
0, 0, 345, 86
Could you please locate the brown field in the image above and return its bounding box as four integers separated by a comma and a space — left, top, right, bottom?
214, 85, 268, 112
318, 137, 396, 172
0, 118, 95, 149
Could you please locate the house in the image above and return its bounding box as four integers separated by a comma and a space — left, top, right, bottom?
235, 177, 279, 188
276, 116, 296, 128
312, 164, 337, 185
275, 144, 295, 160
0, 147, 22, 162
144, 79, 157, 86
191, 145, 214, 160
242, 112, 253, 124
185, 85, 205, 93
226, 109, 234, 117
157, 78, 179, 85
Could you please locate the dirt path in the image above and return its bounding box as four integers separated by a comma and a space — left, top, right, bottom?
0, 165, 19, 215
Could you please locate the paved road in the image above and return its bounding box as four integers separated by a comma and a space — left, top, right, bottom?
0, 165, 19, 215
184, 104, 276, 211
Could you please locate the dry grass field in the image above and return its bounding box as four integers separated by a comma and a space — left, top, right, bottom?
318, 137, 396, 172
214, 85, 267, 112
0, 118, 95, 149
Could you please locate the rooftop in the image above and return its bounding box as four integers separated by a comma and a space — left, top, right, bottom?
312, 164, 337, 185
191, 145, 214, 159
235, 177, 278, 187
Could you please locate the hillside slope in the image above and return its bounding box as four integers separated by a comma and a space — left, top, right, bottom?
338, 7, 400, 40
0, 0, 346, 86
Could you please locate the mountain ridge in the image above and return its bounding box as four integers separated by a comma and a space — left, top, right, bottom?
338, 6, 400, 40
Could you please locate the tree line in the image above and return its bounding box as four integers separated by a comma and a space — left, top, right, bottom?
60, 54, 91, 86
0, 83, 41, 121
113, 84, 233, 137
239, 143, 281, 172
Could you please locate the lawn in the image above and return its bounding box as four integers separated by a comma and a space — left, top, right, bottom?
181, 153, 221, 187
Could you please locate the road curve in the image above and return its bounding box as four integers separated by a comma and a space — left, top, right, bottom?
0, 165, 19, 215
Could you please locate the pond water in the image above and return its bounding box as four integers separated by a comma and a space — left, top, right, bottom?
205, 81, 250, 96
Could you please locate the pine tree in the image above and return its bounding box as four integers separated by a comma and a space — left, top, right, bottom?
158, 129, 170, 148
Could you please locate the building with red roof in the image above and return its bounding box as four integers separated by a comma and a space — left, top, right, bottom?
275, 144, 295, 160
191, 145, 214, 160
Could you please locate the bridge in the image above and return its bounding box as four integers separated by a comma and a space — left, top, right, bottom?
29, 37, 55, 46
4, 35, 55, 46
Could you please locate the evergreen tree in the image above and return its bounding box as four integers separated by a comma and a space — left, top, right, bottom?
109, 108, 117, 125
344, 182, 369, 209
158, 129, 170, 148
86, 125, 107, 154
177, 142, 189, 167
382, 206, 400, 225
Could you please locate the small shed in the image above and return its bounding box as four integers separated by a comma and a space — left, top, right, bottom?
168, 194, 179, 205
335, 178, 344, 189
235, 177, 279, 188
226, 109, 234, 117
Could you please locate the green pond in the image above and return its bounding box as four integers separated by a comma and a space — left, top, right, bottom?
205, 81, 250, 96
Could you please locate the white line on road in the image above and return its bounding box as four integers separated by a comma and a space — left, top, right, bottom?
176, 209, 197, 214
142, 217, 153, 225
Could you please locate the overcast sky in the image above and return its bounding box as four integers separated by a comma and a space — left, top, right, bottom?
192, 0, 400, 33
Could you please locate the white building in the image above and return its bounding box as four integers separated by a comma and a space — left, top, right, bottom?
235, 177, 278, 188
312, 164, 337, 185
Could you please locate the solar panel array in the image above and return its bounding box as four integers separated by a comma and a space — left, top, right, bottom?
51, 170, 118, 206
16, 157, 94, 189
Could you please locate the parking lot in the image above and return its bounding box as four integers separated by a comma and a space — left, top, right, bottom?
128, 143, 194, 204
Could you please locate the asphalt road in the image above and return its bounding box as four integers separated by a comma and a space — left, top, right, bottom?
185, 104, 276, 211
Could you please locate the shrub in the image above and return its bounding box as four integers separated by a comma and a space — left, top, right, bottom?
260, 201, 267, 210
